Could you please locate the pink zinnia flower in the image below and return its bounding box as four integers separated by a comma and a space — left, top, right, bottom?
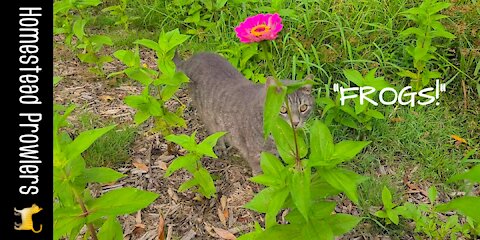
235, 13, 283, 43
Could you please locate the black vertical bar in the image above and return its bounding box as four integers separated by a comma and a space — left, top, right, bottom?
4, 0, 53, 239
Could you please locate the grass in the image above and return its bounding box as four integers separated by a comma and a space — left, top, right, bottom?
77, 112, 137, 167
63, 0, 479, 237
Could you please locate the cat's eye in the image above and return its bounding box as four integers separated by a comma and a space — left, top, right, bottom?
299, 104, 308, 112
280, 106, 288, 114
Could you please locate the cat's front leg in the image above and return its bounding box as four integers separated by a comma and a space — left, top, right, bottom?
214, 138, 229, 157
14, 208, 21, 216
14, 222, 20, 227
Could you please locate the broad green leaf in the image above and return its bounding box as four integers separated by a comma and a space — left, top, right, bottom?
364, 109, 384, 119
87, 187, 159, 222
302, 221, 333, 240
448, 164, 480, 183
427, 2, 452, 15
76, 0, 102, 8
354, 97, 368, 114
133, 111, 150, 125
436, 196, 480, 222
83, 167, 124, 183
124, 68, 154, 86
158, 58, 176, 76
343, 69, 364, 86
257, 152, 286, 184
196, 132, 227, 158
165, 154, 198, 176
263, 84, 287, 139
54, 76, 63, 86
72, 18, 87, 41
271, 117, 307, 165
134, 39, 161, 52
381, 186, 395, 209
257, 224, 304, 240
178, 178, 198, 192
53, 206, 85, 240
161, 85, 182, 101
193, 168, 216, 198
400, 27, 424, 38
265, 187, 289, 228
309, 120, 334, 167
65, 125, 116, 161
427, 186, 437, 203
90, 35, 113, 46
158, 29, 190, 53
310, 173, 341, 200
325, 214, 362, 236
288, 169, 311, 221
165, 133, 197, 152
286, 201, 336, 223
162, 111, 186, 128
113, 50, 136, 67
97, 217, 123, 240
244, 187, 276, 213
387, 209, 400, 225
330, 140, 371, 165
322, 168, 366, 204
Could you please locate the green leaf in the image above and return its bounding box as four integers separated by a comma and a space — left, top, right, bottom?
400, 27, 424, 38
387, 209, 400, 225
83, 167, 124, 183
330, 140, 370, 166
310, 174, 341, 200
113, 50, 137, 67
87, 187, 159, 222
158, 29, 190, 53
54, 76, 63, 86
90, 35, 113, 46
265, 187, 289, 228
65, 125, 116, 161
381, 186, 395, 209
97, 217, 123, 240
196, 132, 227, 158
427, 186, 437, 203
53, 206, 85, 240
165, 154, 198, 176
124, 68, 154, 86
158, 59, 176, 76
436, 196, 480, 222
448, 165, 480, 183
326, 214, 362, 236
271, 117, 306, 165
193, 168, 217, 198
308, 120, 334, 167
260, 152, 285, 181
288, 169, 311, 221
322, 168, 366, 204
135, 39, 161, 52
165, 133, 197, 152
263, 84, 287, 139
178, 178, 198, 192
72, 18, 87, 41
286, 201, 336, 223
244, 187, 276, 213
343, 69, 364, 86
364, 109, 384, 119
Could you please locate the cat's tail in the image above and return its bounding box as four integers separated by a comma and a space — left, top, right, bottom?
32, 224, 42, 233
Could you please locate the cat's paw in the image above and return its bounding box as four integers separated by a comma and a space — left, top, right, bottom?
213, 139, 229, 157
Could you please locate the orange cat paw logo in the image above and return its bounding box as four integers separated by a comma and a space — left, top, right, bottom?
14, 204, 43, 233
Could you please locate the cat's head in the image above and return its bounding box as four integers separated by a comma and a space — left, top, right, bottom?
31, 204, 43, 213
266, 76, 314, 128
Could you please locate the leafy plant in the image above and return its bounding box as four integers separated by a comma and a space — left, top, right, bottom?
318, 68, 390, 130
219, 42, 266, 83
54, 0, 113, 75
376, 180, 479, 238
398, 0, 455, 90
239, 79, 370, 239
164, 131, 226, 199
53, 105, 159, 240
112, 29, 190, 136
374, 186, 406, 225
102, 0, 138, 30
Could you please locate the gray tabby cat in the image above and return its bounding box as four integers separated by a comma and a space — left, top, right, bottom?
175, 53, 314, 174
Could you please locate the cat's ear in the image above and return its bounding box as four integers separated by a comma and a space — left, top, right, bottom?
265, 76, 276, 87
302, 74, 314, 94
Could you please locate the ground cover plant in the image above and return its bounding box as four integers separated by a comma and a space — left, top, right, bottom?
54, 0, 479, 239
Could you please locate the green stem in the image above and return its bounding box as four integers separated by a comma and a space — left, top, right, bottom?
260, 41, 281, 86
285, 100, 301, 169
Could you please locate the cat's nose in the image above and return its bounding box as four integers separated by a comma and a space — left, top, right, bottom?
292, 121, 299, 127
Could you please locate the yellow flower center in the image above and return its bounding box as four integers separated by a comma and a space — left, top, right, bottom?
251, 24, 271, 37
